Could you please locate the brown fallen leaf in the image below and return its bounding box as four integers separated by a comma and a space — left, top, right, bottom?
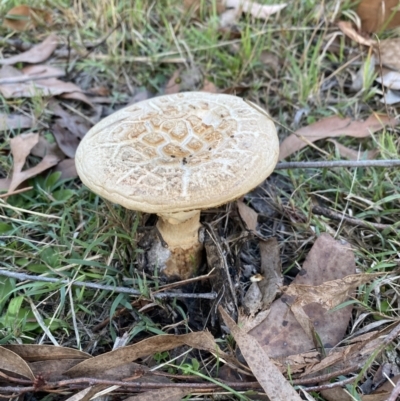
249, 233, 356, 358
357, 0, 400, 33
3, 344, 91, 361
65, 331, 226, 377
376, 70, 400, 90
0, 77, 86, 99
376, 38, 400, 71
7, 133, 64, 193
60, 91, 94, 107
3, 5, 52, 31
328, 139, 379, 160
237, 199, 258, 231
219, 306, 302, 401
54, 159, 78, 180
0, 346, 35, 380
279, 114, 396, 160
124, 388, 194, 401
0, 34, 58, 65
0, 113, 33, 131
0, 65, 65, 85
257, 238, 283, 309
50, 102, 92, 158
164, 67, 204, 94
337, 20, 376, 46
201, 79, 218, 93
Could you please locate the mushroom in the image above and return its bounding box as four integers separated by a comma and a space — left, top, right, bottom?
75, 92, 279, 280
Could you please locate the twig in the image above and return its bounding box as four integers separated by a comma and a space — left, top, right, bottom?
312, 205, 393, 231
298, 376, 356, 392
0, 186, 33, 198
0, 75, 64, 85
0, 270, 217, 299
275, 159, 400, 170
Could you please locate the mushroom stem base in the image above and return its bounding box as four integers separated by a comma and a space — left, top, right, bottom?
156, 211, 203, 280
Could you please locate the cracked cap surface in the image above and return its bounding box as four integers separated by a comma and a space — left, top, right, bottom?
75, 92, 279, 213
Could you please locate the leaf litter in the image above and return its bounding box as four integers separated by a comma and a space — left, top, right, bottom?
1, 2, 399, 400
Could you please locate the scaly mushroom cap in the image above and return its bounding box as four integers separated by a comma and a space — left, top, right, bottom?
76, 92, 278, 213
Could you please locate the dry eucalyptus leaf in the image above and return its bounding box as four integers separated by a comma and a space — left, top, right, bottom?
0, 113, 33, 131
0, 346, 35, 380
0, 34, 58, 65
7, 133, 64, 193
124, 388, 194, 401
29, 359, 85, 381
3, 5, 52, 31
328, 139, 379, 160
237, 199, 258, 231
3, 344, 91, 361
357, 0, 400, 32
279, 114, 396, 160
376, 70, 400, 90
382, 89, 400, 104
64, 386, 105, 401
219, 0, 286, 27
0, 64, 65, 85
376, 38, 400, 71
0, 76, 85, 99
54, 159, 78, 180
219, 306, 302, 401
249, 233, 356, 358
60, 91, 94, 107
65, 331, 225, 377
321, 387, 354, 401
258, 237, 283, 309
337, 21, 376, 46
49, 102, 92, 158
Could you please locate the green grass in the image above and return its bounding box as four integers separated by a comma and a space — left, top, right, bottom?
0, 0, 399, 399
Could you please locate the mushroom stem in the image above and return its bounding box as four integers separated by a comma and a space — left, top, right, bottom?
156, 210, 203, 280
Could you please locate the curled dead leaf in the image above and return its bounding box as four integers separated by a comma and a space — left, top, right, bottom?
0, 34, 58, 65
356, 0, 400, 32
279, 114, 396, 160
3, 5, 52, 31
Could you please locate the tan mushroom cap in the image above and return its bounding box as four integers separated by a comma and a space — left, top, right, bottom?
75, 92, 279, 214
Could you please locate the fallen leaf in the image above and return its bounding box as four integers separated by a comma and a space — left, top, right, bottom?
60, 91, 94, 108
65, 331, 226, 377
337, 21, 376, 46
220, 0, 286, 26
7, 133, 64, 193
258, 238, 283, 309
357, 0, 400, 32
124, 388, 194, 401
279, 114, 396, 160
219, 306, 302, 401
321, 387, 355, 401
249, 233, 356, 358
376, 38, 400, 71
376, 70, 400, 89
237, 199, 258, 231
0, 65, 65, 85
381, 89, 400, 104
2, 344, 90, 361
165, 67, 204, 94
0, 113, 33, 131
3, 5, 52, 31
0, 346, 35, 380
201, 79, 218, 93
30, 136, 65, 160
0, 34, 58, 65
50, 102, 92, 158
328, 139, 379, 160
0, 77, 85, 99
54, 159, 78, 180
225, 0, 287, 20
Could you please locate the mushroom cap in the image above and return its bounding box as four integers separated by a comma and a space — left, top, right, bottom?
75, 92, 279, 214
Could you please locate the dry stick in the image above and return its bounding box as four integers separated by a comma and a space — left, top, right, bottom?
275, 159, 400, 170
0, 270, 217, 299
0, 186, 33, 198
312, 205, 393, 231
299, 376, 356, 392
